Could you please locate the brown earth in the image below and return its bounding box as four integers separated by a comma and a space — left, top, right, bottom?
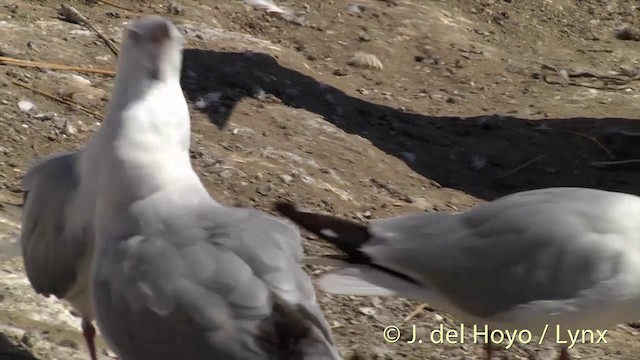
1, 0, 640, 359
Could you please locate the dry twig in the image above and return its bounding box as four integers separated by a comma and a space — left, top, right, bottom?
13, 80, 104, 120
591, 159, 640, 170
59, 4, 120, 56
537, 63, 640, 91
0, 56, 115, 75
576, 49, 613, 54
496, 155, 546, 180
403, 304, 427, 322
95, 0, 135, 12
536, 125, 615, 160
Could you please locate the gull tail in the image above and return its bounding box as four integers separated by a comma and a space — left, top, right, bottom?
275, 202, 427, 299
275, 202, 371, 262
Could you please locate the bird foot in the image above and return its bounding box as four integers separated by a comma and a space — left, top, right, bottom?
558, 347, 570, 360
82, 318, 98, 360
484, 342, 492, 360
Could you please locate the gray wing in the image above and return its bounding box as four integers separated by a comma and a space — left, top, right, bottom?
20, 151, 92, 298
93, 206, 341, 360
365, 187, 640, 318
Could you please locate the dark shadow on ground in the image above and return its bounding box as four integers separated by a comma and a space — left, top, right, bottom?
181, 48, 640, 201
0, 332, 37, 360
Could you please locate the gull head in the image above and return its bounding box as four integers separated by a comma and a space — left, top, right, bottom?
117, 15, 184, 82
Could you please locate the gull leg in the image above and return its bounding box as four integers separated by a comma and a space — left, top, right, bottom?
558, 347, 570, 360
82, 317, 98, 360
404, 303, 427, 322
483, 342, 492, 360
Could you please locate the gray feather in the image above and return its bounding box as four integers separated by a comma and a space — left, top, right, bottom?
93, 204, 340, 359
20, 151, 92, 299
362, 187, 640, 318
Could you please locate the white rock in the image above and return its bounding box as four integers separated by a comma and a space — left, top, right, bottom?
359, 307, 376, 316
63, 120, 77, 136
59, 73, 92, 86
347, 4, 365, 15
194, 92, 221, 109
17, 100, 36, 113
278, 174, 293, 184
401, 152, 416, 162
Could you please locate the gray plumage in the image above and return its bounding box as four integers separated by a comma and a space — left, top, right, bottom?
20, 150, 98, 360
90, 15, 341, 360
94, 205, 339, 359
21, 151, 87, 301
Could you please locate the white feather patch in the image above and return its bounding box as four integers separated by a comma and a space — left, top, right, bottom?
318, 265, 429, 299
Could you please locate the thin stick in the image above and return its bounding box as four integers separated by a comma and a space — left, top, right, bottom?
576, 49, 614, 53
591, 159, 640, 170
497, 155, 546, 180
403, 304, 427, 322
0, 56, 115, 75
537, 127, 615, 159
59, 5, 120, 57
96, 0, 136, 12
12, 81, 104, 120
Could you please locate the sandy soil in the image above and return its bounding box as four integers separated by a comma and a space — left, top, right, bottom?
1, 0, 640, 359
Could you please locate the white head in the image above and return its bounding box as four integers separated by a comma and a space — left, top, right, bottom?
116, 15, 184, 83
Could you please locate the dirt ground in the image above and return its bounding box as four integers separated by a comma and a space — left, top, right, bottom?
1, 0, 640, 359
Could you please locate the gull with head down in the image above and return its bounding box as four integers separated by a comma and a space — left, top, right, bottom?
275, 187, 640, 360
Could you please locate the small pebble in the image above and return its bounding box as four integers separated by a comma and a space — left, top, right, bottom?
94, 55, 112, 65
400, 152, 416, 162
219, 169, 233, 179
470, 155, 488, 170
66, 73, 92, 86
58, 338, 79, 350
278, 174, 293, 184
358, 33, 371, 42
195, 92, 221, 109
21, 332, 35, 348
168, 2, 184, 15
63, 120, 78, 136
251, 87, 267, 100
333, 68, 349, 77
17, 100, 36, 113
615, 26, 640, 41
347, 3, 365, 15
359, 307, 376, 316
101, 348, 118, 358
33, 112, 56, 121
0, 74, 9, 87
256, 183, 272, 196
5, 4, 18, 13
347, 52, 383, 70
